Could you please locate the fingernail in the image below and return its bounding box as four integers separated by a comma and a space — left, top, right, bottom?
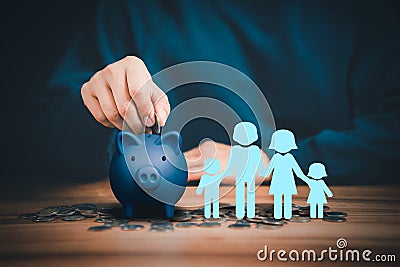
143, 116, 154, 127
158, 110, 168, 126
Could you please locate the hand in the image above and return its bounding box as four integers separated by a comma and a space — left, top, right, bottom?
81, 56, 170, 134
184, 140, 270, 184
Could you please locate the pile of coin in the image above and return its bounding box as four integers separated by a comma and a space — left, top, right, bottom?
19, 203, 347, 232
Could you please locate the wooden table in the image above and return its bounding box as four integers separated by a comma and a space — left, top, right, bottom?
0, 181, 399, 266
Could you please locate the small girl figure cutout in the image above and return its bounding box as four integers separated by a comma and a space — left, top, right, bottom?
304, 163, 333, 218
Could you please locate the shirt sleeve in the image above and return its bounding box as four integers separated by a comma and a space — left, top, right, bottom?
293, 4, 400, 184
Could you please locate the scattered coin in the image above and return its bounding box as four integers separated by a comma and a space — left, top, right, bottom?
121, 224, 144, 231
79, 210, 98, 218
256, 223, 283, 230
262, 218, 286, 226
324, 211, 347, 218
323, 216, 346, 222
176, 222, 198, 228
246, 216, 266, 223
151, 113, 160, 134
33, 216, 55, 222
105, 219, 130, 227
95, 218, 114, 223
36, 207, 58, 217
229, 223, 251, 229
171, 213, 192, 222
236, 219, 250, 224
289, 215, 311, 223
62, 214, 86, 221
203, 217, 227, 223
21, 203, 346, 233
149, 227, 174, 233
97, 208, 113, 216
19, 213, 37, 219
88, 225, 111, 231
199, 222, 221, 228
56, 207, 76, 217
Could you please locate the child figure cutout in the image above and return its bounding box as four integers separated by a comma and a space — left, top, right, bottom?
196, 158, 225, 218
265, 129, 308, 219
303, 163, 333, 218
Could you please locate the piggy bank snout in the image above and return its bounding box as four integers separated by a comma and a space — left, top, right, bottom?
135, 166, 161, 190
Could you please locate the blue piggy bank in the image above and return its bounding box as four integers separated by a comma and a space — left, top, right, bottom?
109, 131, 188, 218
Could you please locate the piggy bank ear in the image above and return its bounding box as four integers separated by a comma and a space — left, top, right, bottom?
159, 131, 182, 156
115, 131, 143, 155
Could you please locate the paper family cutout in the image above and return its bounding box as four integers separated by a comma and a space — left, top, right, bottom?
196, 122, 333, 219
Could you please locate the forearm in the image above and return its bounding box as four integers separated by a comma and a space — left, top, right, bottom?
292, 113, 399, 184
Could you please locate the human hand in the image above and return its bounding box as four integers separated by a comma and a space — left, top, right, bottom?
81, 56, 170, 134
184, 140, 270, 184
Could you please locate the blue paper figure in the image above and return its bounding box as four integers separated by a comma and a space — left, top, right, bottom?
196, 158, 225, 218
224, 122, 261, 219
265, 129, 308, 219
303, 163, 333, 218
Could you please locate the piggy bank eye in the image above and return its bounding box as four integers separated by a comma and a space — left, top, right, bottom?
131, 155, 135, 161
161, 156, 166, 161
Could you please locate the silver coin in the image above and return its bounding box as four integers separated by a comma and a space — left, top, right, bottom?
151, 222, 173, 229
171, 214, 192, 222
256, 223, 283, 230
191, 215, 205, 221
228, 223, 251, 229
36, 207, 58, 217
88, 225, 111, 231
190, 208, 205, 216
97, 208, 113, 216
95, 218, 113, 223
149, 226, 174, 232
262, 218, 286, 226
105, 219, 130, 227
246, 216, 269, 223
236, 219, 250, 224
121, 224, 144, 231
56, 207, 76, 216
20, 213, 37, 219
199, 222, 221, 228
298, 210, 311, 216
150, 218, 169, 223
223, 214, 238, 221
79, 210, 98, 218
33, 216, 55, 222
175, 222, 198, 228
323, 216, 346, 222
203, 217, 227, 223
62, 214, 86, 221
289, 215, 311, 223
324, 211, 347, 218
151, 113, 160, 134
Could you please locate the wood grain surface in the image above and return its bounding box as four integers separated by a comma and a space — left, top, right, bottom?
0, 180, 399, 267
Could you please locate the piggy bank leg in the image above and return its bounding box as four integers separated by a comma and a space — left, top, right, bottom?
122, 203, 134, 218
164, 204, 174, 218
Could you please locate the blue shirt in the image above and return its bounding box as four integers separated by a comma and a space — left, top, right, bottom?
44, 0, 400, 184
